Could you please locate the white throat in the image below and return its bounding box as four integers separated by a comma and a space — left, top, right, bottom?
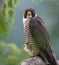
23, 14, 37, 25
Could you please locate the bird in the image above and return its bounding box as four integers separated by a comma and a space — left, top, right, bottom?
23, 8, 58, 65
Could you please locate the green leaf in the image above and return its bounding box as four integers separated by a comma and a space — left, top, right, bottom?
8, 43, 21, 56
7, 56, 19, 65
14, 0, 18, 6
0, 41, 5, 54
0, 0, 18, 36
8, 9, 14, 23
0, 19, 9, 36
8, 9, 13, 17
8, 0, 13, 9
2, 3, 8, 18
11, 14, 14, 23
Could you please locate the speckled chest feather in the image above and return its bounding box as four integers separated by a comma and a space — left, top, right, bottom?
23, 19, 40, 56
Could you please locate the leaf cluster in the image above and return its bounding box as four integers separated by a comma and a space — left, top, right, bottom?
0, 0, 18, 36
0, 41, 30, 65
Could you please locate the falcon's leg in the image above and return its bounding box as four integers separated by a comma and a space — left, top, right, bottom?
24, 42, 49, 65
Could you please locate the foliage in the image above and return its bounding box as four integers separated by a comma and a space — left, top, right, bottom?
3, 0, 18, 21
0, 0, 18, 36
0, 0, 31, 65
0, 41, 30, 65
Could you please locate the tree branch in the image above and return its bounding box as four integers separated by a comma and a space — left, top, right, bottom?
19, 56, 59, 65
19, 56, 46, 65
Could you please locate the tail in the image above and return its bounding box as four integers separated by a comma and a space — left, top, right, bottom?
43, 49, 58, 65
38, 48, 58, 65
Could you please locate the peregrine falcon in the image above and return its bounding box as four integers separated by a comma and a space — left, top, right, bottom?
23, 8, 58, 65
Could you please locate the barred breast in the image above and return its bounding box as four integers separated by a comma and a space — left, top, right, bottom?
23, 19, 40, 56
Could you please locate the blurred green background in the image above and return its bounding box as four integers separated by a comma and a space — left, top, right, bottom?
0, 0, 59, 65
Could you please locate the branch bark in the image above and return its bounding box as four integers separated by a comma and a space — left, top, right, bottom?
19, 56, 46, 65
19, 56, 59, 65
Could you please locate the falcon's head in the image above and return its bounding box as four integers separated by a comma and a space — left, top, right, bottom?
24, 8, 35, 19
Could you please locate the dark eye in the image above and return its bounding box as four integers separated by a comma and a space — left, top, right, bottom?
27, 14, 32, 16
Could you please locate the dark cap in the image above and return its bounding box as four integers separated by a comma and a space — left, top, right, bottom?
24, 8, 35, 18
